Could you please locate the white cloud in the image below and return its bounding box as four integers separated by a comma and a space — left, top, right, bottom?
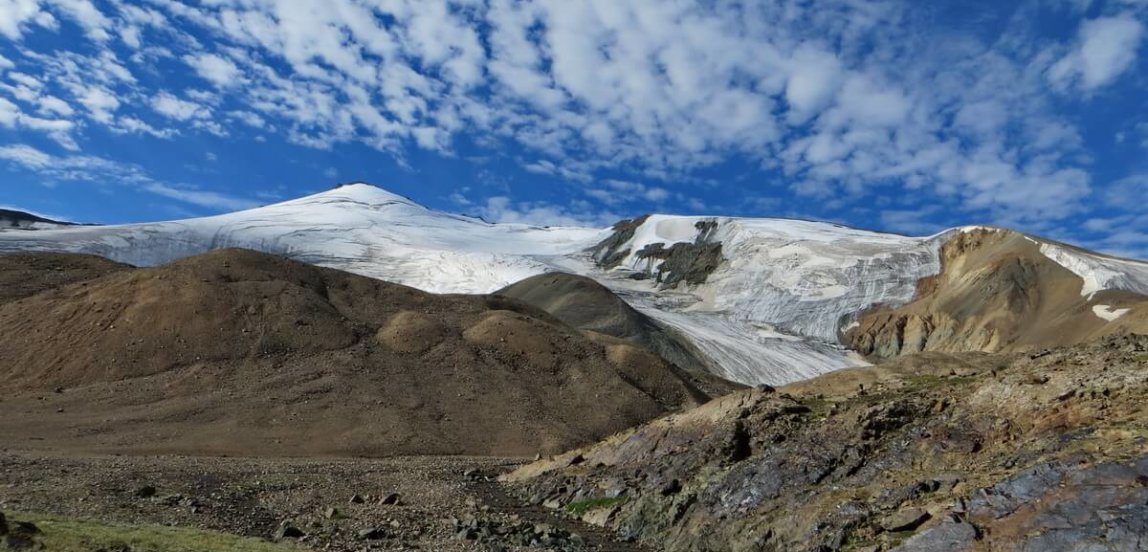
142, 182, 256, 211
37, 95, 74, 116
0, 95, 77, 149
0, 0, 1138, 232
584, 179, 672, 206
785, 45, 843, 119
0, 143, 255, 210
475, 195, 617, 227
47, 0, 112, 41
151, 91, 208, 121
77, 85, 119, 122
1106, 174, 1148, 210
1049, 13, 1144, 91
0, 0, 52, 39
184, 53, 242, 88
0, 143, 52, 168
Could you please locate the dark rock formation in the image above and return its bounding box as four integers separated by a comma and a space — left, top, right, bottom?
589, 216, 650, 269
590, 217, 725, 288
505, 336, 1148, 551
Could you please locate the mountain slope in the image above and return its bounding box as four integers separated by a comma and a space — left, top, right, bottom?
3, 183, 1147, 385
504, 336, 1148, 552
846, 228, 1148, 358
494, 272, 739, 397
0, 249, 720, 456
0, 209, 75, 230
0, 252, 129, 303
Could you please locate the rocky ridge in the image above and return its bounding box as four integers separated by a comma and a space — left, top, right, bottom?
504, 335, 1148, 552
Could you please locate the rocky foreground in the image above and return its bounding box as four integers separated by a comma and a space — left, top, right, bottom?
0, 454, 651, 552
504, 335, 1148, 552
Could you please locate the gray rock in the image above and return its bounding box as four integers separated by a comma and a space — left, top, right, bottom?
881, 508, 931, 532
891, 517, 976, 551
357, 527, 386, 540
274, 523, 304, 540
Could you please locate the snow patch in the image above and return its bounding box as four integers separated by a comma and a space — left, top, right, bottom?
1092, 304, 1130, 322
1038, 243, 1148, 297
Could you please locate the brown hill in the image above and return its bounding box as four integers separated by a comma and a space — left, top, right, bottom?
495, 272, 739, 397
845, 228, 1148, 359
0, 252, 128, 303
0, 249, 723, 457
505, 335, 1148, 552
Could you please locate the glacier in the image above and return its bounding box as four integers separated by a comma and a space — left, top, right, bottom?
4, 183, 1147, 386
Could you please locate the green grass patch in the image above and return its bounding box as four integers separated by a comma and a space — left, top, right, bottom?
903, 374, 977, 391
565, 496, 628, 516
2, 512, 304, 552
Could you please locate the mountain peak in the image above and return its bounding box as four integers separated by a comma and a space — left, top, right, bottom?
309, 182, 422, 207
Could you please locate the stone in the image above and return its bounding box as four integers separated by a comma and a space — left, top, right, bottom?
379, 492, 401, 506
890, 518, 977, 551
133, 485, 157, 498
349, 494, 365, 504
0, 511, 6, 536
357, 527, 386, 540
881, 508, 931, 532
323, 507, 338, 519
274, 523, 304, 540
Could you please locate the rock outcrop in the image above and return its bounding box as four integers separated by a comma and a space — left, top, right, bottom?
591, 217, 725, 288
504, 335, 1148, 551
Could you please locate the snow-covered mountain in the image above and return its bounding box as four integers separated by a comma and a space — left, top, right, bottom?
3, 183, 1147, 385
0, 209, 74, 230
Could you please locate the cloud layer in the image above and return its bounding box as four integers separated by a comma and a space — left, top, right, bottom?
0, 0, 1146, 256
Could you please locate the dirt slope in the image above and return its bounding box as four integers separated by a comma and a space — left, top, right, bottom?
0, 252, 129, 303
505, 335, 1148, 552
0, 249, 719, 457
495, 272, 738, 397
845, 228, 1148, 359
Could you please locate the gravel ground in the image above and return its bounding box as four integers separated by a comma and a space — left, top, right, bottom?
0, 451, 648, 552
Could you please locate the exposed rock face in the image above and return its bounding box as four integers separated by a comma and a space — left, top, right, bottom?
846, 229, 1148, 359
590, 215, 650, 269
593, 218, 725, 288
504, 335, 1148, 552
634, 240, 723, 288
894, 460, 1148, 551
0, 249, 721, 457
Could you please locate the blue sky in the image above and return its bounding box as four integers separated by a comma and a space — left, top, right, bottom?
1, 0, 1147, 259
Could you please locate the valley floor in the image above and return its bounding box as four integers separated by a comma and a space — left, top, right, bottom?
0, 452, 646, 552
